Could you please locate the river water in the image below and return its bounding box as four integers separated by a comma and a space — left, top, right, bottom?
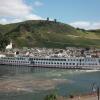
0, 65, 100, 100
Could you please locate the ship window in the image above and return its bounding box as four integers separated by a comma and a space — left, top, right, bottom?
66, 63, 68, 65
57, 62, 59, 64
29, 58, 33, 60
73, 63, 75, 65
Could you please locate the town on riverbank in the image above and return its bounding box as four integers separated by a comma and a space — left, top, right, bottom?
0, 42, 100, 58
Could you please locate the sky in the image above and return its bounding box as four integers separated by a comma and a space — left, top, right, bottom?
0, 0, 100, 29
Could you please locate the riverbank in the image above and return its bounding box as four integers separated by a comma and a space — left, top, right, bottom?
57, 93, 99, 100
67, 93, 99, 100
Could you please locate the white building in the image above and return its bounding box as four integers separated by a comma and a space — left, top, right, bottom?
6, 42, 12, 50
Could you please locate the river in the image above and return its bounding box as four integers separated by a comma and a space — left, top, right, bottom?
0, 65, 100, 100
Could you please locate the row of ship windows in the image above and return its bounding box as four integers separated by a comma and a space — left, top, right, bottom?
35, 62, 75, 65
33, 58, 96, 62
33, 58, 66, 61
2, 58, 96, 62
1, 60, 29, 63
2, 57, 26, 60
35, 62, 97, 65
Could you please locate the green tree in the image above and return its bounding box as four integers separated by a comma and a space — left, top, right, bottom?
44, 93, 57, 100
0, 33, 10, 51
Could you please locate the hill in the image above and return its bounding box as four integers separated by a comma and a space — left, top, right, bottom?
0, 20, 100, 48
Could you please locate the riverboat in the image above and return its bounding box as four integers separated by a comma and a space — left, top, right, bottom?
0, 55, 100, 70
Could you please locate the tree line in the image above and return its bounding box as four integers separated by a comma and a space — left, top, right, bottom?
0, 33, 10, 51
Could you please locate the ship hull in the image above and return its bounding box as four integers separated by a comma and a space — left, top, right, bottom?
0, 63, 100, 70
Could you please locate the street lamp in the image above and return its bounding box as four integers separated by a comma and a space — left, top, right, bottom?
97, 87, 99, 100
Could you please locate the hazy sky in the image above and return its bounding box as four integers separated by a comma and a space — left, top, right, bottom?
0, 0, 100, 29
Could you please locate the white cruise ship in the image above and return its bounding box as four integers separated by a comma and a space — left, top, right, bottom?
0, 54, 100, 70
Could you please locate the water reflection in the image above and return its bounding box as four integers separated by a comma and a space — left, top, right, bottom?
0, 65, 69, 95
0, 65, 53, 77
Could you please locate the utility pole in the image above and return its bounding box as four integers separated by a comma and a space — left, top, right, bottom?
97, 87, 99, 100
